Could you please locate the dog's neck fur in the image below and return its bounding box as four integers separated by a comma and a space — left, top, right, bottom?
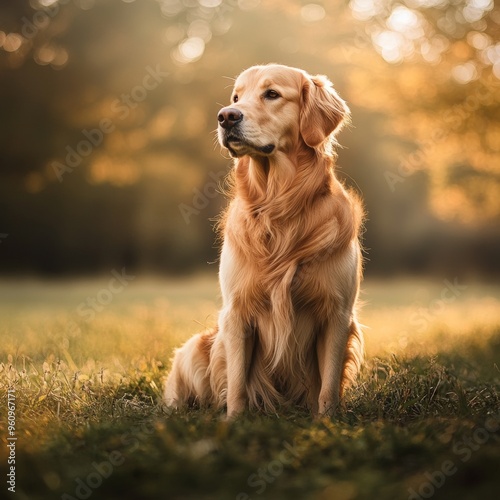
221, 141, 361, 268
233, 145, 333, 221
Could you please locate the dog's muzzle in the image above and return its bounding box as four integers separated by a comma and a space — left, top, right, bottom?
217, 106, 275, 157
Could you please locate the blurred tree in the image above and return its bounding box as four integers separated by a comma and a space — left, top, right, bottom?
0, 0, 498, 276
342, 0, 500, 222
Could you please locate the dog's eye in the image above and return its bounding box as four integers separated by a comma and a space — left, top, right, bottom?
264, 89, 280, 100
233, 95, 238, 103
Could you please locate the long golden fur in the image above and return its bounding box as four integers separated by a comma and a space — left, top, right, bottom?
164, 64, 364, 417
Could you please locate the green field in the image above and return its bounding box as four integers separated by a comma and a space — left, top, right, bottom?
0, 276, 499, 500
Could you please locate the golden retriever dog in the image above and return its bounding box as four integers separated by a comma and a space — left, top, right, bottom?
164, 64, 364, 417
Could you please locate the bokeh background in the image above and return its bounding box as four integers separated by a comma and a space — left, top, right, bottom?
0, 0, 499, 279
1, 4, 500, 498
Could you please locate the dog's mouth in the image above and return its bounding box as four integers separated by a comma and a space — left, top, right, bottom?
222, 132, 275, 158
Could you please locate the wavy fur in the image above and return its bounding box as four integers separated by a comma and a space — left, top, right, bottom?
164, 64, 365, 416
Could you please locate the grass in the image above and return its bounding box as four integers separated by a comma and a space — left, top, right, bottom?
0, 275, 499, 500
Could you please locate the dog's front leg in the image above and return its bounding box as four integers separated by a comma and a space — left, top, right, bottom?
316, 315, 351, 417
220, 307, 252, 418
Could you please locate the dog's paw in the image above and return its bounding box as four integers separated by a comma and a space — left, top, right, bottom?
226, 398, 247, 420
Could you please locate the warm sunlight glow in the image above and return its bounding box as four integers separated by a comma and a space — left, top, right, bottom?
38, 0, 59, 6
387, 6, 423, 39
159, 0, 184, 17
199, 0, 222, 7
373, 31, 408, 64
173, 36, 205, 64
349, 0, 384, 21
451, 61, 479, 83
35, 45, 57, 65
493, 61, 500, 78
3, 33, 23, 52
51, 47, 69, 68
366, 5, 431, 64
462, 0, 494, 23
188, 20, 212, 42
468, 31, 490, 50
148, 107, 178, 139
420, 36, 449, 64
89, 156, 140, 186
485, 43, 500, 65
406, 0, 447, 5
300, 4, 326, 23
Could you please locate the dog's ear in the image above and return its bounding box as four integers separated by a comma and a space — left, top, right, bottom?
299, 74, 350, 148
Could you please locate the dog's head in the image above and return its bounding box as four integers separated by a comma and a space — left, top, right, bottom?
217, 64, 350, 158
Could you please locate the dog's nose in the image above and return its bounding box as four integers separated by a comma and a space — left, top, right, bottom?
217, 107, 243, 129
